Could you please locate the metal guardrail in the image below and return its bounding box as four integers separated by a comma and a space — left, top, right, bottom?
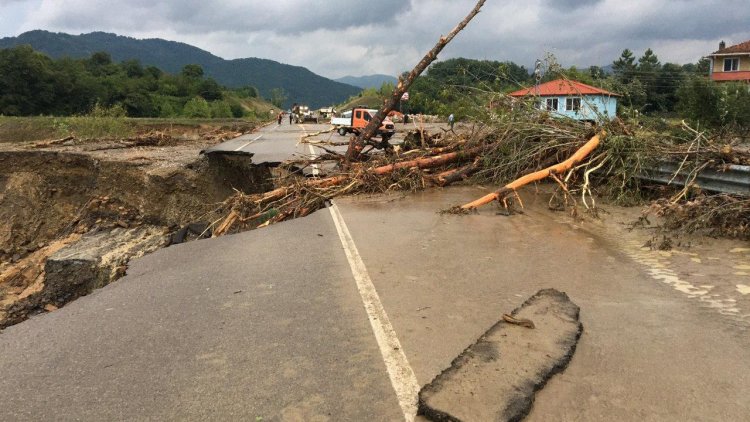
639, 162, 750, 196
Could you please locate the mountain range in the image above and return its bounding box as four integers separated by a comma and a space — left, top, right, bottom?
0, 30, 362, 108
335, 74, 398, 89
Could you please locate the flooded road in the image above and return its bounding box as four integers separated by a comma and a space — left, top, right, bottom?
337, 186, 750, 421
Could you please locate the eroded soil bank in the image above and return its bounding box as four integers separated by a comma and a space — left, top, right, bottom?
0, 126, 271, 327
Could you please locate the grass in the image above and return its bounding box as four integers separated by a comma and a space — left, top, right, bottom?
0, 116, 135, 143
0, 116, 266, 143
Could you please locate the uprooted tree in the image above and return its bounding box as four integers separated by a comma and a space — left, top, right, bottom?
345, 0, 487, 162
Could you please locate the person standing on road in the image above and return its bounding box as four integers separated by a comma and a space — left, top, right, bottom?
448, 113, 455, 130
289, 112, 293, 125
277, 112, 283, 125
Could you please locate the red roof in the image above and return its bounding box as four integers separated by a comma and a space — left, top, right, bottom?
509, 79, 619, 97
711, 40, 750, 55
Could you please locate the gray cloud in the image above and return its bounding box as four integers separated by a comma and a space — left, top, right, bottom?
3, 0, 749, 78
543, 0, 603, 11
26, 0, 408, 34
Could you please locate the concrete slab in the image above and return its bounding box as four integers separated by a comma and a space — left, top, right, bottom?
418, 289, 582, 422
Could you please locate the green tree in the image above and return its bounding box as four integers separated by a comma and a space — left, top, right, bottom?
122, 59, 145, 78
654, 63, 684, 112
682, 58, 711, 76
236, 85, 259, 98
123, 92, 156, 117
86, 51, 117, 77
181, 64, 204, 78
637, 48, 662, 112
198, 78, 223, 101
637, 48, 661, 73
145, 66, 163, 79
0, 45, 56, 115
183, 96, 210, 118
612, 49, 637, 84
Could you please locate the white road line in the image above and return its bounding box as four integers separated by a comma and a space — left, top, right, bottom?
307, 144, 320, 177
233, 141, 253, 152
298, 125, 321, 177
327, 202, 419, 421
232, 134, 263, 152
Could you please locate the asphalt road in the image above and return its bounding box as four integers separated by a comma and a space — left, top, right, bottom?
0, 211, 403, 421
1, 124, 749, 421
202, 121, 312, 164
202, 120, 445, 165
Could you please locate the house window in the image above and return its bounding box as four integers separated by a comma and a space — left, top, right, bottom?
724, 58, 739, 72
545, 98, 558, 111
566, 98, 581, 111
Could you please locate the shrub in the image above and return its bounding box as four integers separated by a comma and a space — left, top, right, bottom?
210, 101, 233, 118
183, 96, 210, 118
230, 102, 245, 118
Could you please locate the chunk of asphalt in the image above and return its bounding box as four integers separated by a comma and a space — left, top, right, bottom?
418, 288, 582, 422
44, 226, 169, 306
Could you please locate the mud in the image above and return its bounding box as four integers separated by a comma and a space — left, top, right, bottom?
418, 289, 582, 422
0, 127, 272, 327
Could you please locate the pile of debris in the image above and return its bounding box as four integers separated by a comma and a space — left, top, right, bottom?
211, 105, 750, 240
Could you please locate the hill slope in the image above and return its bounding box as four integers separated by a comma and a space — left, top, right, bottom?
0, 30, 361, 108
336, 74, 398, 89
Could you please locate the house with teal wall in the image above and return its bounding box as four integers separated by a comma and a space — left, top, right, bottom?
509, 79, 619, 121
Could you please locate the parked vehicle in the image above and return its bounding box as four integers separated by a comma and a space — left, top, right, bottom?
292, 104, 319, 123
331, 107, 396, 141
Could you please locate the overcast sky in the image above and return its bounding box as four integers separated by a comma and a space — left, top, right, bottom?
1, 0, 749, 79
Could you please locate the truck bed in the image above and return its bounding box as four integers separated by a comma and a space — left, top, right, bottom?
331, 117, 352, 126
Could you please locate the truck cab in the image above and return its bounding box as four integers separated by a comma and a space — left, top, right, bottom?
331, 107, 396, 141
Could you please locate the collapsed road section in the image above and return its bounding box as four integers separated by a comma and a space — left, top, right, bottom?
0, 127, 274, 328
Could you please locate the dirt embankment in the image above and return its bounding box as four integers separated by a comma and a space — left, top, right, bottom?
0, 125, 270, 327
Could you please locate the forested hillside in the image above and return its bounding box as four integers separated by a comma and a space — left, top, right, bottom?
0, 30, 361, 108
0, 45, 266, 118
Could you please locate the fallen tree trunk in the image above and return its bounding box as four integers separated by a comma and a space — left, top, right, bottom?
372, 145, 486, 175
433, 158, 482, 186
346, 0, 487, 162
461, 131, 605, 209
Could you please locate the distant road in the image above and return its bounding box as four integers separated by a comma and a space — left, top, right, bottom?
202, 120, 446, 166
202, 121, 334, 165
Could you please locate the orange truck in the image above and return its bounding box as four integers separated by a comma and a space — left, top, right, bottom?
331, 107, 396, 141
